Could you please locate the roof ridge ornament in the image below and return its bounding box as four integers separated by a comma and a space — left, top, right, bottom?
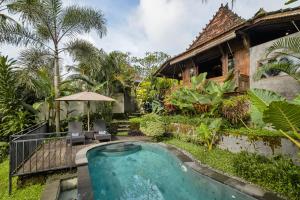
187, 4, 245, 50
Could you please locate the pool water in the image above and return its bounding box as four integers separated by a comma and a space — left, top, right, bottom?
87, 142, 256, 200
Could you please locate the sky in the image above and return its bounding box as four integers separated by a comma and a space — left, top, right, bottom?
2, 0, 300, 64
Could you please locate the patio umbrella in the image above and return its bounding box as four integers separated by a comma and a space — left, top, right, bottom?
56, 91, 116, 131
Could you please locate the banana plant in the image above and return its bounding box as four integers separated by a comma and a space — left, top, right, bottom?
248, 88, 300, 148
263, 101, 300, 148
196, 118, 223, 150
170, 87, 195, 113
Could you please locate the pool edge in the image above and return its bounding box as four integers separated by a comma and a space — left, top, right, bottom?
161, 143, 285, 200
75, 141, 285, 200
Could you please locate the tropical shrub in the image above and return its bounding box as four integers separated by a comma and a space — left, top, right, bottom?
248, 88, 286, 128
0, 56, 33, 139
233, 152, 300, 199
138, 114, 166, 140
141, 121, 165, 138
163, 115, 205, 126
128, 130, 144, 136
248, 88, 300, 147
1, 0, 108, 131
221, 95, 249, 124
136, 77, 177, 113
263, 101, 300, 147
129, 117, 142, 131
0, 142, 9, 163
128, 117, 144, 136
224, 127, 291, 138
167, 72, 236, 116
196, 118, 223, 150
169, 87, 195, 114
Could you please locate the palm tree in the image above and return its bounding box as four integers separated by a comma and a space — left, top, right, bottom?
253, 37, 300, 84
16, 47, 81, 126
0, 0, 17, 23
65, 41, 136, 121
0, 0, 107, 131
66, 40, 135, 96
0, 0, 21, 48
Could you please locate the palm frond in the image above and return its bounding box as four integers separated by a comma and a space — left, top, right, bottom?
267, 37, 300, 56
66, 74, 96, 86
7, 0, 43, 24
18, 47, 52, 69
60, 5, 106, 40
253, 61, 300, 83
64, 39, 98, 60
0, 22, 50, 48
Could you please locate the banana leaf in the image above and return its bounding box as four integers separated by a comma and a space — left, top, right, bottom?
263, 101, 300, 134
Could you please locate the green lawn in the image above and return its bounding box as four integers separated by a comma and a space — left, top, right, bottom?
165, 138, 237, 174
0, 160, 44, 200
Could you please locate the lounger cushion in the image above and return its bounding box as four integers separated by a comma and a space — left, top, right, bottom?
98, 131, 107, 135
72, 133, 80, 137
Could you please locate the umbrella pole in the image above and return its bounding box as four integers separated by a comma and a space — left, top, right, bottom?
87, 101, 90, 131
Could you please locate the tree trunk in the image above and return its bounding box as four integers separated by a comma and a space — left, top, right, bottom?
54, 48, 60, 132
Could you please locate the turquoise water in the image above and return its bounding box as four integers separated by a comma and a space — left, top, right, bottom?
87, 142, 256, 200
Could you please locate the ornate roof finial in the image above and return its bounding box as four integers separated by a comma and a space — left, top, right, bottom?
254, 8, 267, 18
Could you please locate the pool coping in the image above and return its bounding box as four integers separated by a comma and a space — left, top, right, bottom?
75, 141, 285, 200
41, 173, 77, 200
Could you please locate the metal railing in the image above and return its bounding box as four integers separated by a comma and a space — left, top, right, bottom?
9, 123, 48, 175
8, 123, 78, 194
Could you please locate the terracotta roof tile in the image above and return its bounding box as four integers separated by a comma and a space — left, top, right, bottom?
188, 3, 245, 50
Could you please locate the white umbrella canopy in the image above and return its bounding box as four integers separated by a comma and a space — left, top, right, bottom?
56, 91, 116, 101
56, 91, 116, 131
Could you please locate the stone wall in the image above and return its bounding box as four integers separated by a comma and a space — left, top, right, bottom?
168, 123, 299, 165
218, 135, 299, 165
249, 32, 300, 99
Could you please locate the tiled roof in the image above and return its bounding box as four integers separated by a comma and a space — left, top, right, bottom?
188, 3, 245, 50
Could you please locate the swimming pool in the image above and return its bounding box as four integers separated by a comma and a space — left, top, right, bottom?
87, 142, 256, 200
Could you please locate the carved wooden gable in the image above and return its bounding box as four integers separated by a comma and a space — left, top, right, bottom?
188, 4, 245, 50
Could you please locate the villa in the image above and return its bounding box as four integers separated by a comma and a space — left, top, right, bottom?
154, 4, 300, 98
1, 1, 300, 200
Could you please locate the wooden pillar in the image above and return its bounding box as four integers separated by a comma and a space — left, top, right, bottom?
242, 34, 251, 49
182, 68, 190, 85
182, 60, 196, 85
221, 54, 228, 76
219, 45, 228, 76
